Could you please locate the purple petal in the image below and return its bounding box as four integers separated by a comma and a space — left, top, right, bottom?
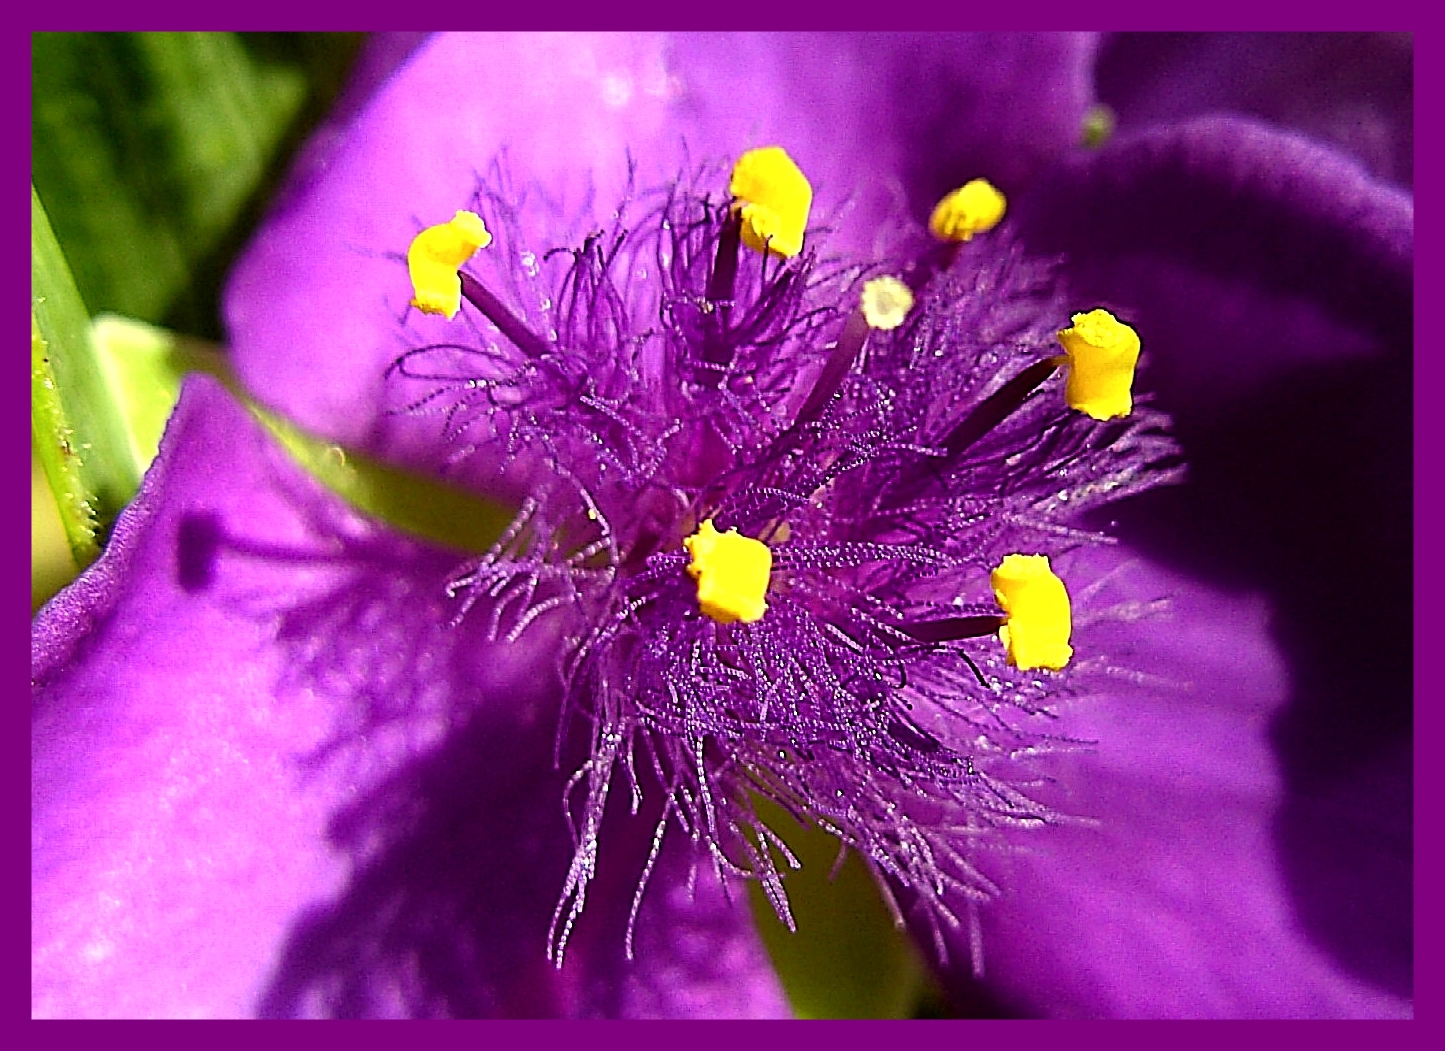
944, 118, 1412, 1015
32, 377, 786, 1018
268, 33, 434, 215
73, 37, 1415, 1020
1016, 115, 1410, 419
224, 32, 1097, 468
663, 32, 1099, 224
1096, 33, 1413, 188
945, 555, 1411, 1018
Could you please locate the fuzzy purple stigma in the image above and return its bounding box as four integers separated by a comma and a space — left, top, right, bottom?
389, 149, 1179, 972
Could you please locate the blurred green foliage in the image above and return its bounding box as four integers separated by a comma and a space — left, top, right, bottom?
747, 797, 940, 1017
32, 32, 362, 340
31, 32, 362, 609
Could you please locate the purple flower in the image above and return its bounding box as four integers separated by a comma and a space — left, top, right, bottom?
32, 33, 1412, 1018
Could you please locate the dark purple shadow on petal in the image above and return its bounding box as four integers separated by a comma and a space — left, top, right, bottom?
1096, 33, 1414, 189
179, 469, 781, 1017
255, 690, 774, 1018
255, 694, 580, 1018
1089, 358, 1412, 1000
181, 501, 575, 1019
34, 379, 489, 1016
183, 440, 786, 1014
168, 510, 579, 1017
176, 510, 224, 592
170, 488, 495, 774
34, 377, 783, 1017
1013, 118, 1412, 998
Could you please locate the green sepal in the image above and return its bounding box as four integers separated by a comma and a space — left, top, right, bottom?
91, 314, 516, 558
90, 314, 228, 478
748, 797, 937, 1018
32, 436, 80, 613
30, 32, 360, 338
246, 403, 518, 557
31, 186, 139, 568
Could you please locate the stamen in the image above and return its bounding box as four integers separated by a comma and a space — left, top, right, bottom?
700, 212, 742, 375
1057, 309, 1140, 421
928, 179, 1007, 243
705, 212, 742, 305
942, 356, 1060, 460
860, 275, 915, 331
718, 303, 868, 499
683, 519, 772, 624
729, 146, 813, 259
903, 615, 1005, 643
408, 210, 492, 319
793, 307, 870, 428
882, 355, 1058, 510
458, 272, 554, 361
990, 554, 1073, 671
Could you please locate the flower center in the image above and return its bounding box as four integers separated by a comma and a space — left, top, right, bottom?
399, 152, 1146, 671
390, 144, 1181, 973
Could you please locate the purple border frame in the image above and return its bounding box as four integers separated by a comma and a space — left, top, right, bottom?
17, 10, 1428, 1041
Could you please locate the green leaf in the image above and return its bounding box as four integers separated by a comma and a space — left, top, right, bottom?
31, 32, 361, 340
90, 314, 221, 478
90, 314, 516, 558
244, 403, 519, 557
32, 436, 79, 613
748, 798, 937, 1018
31, 186, 138, 567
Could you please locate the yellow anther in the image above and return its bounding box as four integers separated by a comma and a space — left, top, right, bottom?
928, 179, 1007, 242
407, 210, 492, 320
684, 519, 772, 624
1057, 309, 1140, 421
860, 275, 915, 330
990, 554, 1073, 671
729, 146, 813, 259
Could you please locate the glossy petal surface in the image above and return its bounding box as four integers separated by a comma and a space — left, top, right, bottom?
226, 32, 1097, 469
33, 377, 787, 1018
942, 115, 1414, 1016
39, 33, 1412, 1020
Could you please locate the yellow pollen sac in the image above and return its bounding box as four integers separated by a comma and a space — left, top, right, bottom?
407, 210, 492, 320
860, 275, 915, 330
928, 178, 1007, 242
990, 554, 1074, 671
683, 519, 772, 624
1057, 309, 1141, 421
729, 146, 813, 259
